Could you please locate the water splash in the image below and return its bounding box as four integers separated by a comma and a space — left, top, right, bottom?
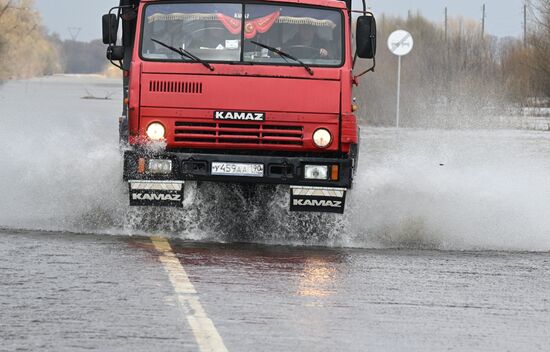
1, 77, 550, 251
348, 128, 550, 251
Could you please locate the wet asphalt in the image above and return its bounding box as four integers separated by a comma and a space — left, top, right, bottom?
1, 230, 549, 352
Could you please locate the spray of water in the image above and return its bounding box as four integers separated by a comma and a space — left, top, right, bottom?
1, 77, 549, 251
347, 129, 550, 250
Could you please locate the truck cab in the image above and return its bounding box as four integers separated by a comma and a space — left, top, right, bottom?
103, 0, 376, 213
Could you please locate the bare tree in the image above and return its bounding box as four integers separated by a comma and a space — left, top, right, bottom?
0, 0, 60, 79
355, 13, 509, 128
530, 0, 550, 97
0, 0, 13, 19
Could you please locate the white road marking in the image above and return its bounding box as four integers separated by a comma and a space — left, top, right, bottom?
151, 236, 228, 352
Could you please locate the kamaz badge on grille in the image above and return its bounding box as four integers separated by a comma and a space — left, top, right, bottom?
214, 111, 266, 121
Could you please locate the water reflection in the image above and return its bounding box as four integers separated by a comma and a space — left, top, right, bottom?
297, 257, 337, 298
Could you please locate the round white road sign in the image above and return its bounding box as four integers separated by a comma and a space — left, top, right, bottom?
387, 30, 414, 56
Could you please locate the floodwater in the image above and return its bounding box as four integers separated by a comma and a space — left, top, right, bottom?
1, 76, 549, 351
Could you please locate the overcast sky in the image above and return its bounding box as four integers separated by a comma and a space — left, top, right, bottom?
35, 0, 525, 42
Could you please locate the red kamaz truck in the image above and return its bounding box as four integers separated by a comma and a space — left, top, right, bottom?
103, 0, 376, 213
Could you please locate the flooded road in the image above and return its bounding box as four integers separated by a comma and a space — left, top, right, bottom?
2, 230, 550, 352
1, 76, 550, 351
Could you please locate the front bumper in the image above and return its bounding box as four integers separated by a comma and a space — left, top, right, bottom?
123, 149, 354, 188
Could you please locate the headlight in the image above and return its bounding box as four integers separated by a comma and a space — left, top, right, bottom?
313, 128, 332, 148
146, 122, 166, 141
304, 165, 328, 180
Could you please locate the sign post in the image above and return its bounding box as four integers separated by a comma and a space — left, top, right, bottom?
387, 30, 413, 128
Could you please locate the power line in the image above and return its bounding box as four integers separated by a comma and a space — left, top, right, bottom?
67, 27, 82, 41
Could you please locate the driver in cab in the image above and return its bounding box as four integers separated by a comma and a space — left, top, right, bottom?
284, 25, 331, 59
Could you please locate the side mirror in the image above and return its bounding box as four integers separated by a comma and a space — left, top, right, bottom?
356, 15, 377, 59
102, 14, 119, 45
107, 46, 125, 61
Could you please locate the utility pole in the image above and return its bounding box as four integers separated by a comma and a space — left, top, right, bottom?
444, 6, 450, 106
481, 3, 486, 40
444, 7, 448, 43
523, 2, 527, 48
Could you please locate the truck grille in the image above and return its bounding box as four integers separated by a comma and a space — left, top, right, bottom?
174, 121, 303, 146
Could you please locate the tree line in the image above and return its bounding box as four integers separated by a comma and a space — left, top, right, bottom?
0, 0, 58, 79
355, 1, 550, 127
0, 0, 107, 80
47, 34, 110, 75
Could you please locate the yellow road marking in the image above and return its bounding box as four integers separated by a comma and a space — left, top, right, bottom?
151, 236, 228, 352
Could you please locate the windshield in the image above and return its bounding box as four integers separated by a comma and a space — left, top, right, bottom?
141, 3, 343, 67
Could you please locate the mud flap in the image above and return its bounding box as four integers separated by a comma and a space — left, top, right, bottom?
290, 186, 347, 214
129, 180, 184, 207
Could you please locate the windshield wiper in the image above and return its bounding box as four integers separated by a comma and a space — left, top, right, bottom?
250, 40, 314, 76
151, 38, 214, 71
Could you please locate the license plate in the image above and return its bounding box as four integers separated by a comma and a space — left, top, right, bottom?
211, 162, 264, 177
